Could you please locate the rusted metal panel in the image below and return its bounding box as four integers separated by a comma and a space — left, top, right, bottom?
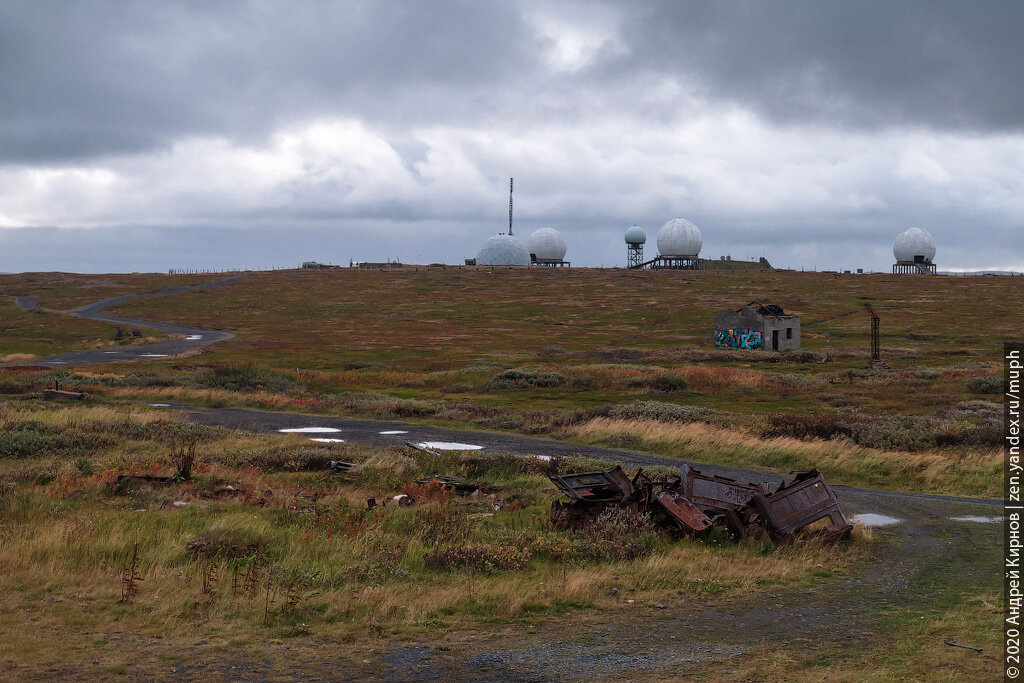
651, 490, 713, 535
752, 470, 851, 543
549, 466, 636, 503
680, 464, 764, 512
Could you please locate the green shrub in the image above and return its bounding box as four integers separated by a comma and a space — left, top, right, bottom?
609, 401, 712, 423
652, 374, 688, 393
489, 368, 568, 389
196, 364, 304, 393
966, 375, 1002, 394
423, 543, 532, 572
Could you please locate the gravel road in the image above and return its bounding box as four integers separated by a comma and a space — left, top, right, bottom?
24, 275, 247, 366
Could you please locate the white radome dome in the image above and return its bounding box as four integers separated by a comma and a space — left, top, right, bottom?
624, 225, 646, 245
893, 227, 936, 263
657, 218, 702, 258
528, 227, 567, 262
476, 234, 531, 266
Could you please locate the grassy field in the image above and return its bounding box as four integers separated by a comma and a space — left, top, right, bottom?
0, 402, 864, 679
1, 267, 1011, 496
0, 267, 1012, 678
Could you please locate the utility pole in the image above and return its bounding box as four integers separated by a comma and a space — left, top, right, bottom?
864, 304, 880, 364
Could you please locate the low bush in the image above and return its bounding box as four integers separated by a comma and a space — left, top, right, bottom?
761, 414, 859, 441
652, 374, 689, 393
489, 368, 568, 389
966, 375, 1002, 394
423, 543, 532, 572
196, 364, 305, 394
610, 401, 712, 423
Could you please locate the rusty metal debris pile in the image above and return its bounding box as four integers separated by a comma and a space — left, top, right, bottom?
550, 464, 852, 544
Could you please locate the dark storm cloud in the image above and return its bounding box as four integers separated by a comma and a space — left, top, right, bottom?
616, 0, 1024, 131
0, 0, 538, 163
4, 0, 1023, 165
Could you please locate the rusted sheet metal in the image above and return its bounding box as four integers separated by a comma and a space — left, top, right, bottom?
679, 464, 764, 512
549, 466, 637, 503
752, 470, 852, 543
651, 490, 713, 535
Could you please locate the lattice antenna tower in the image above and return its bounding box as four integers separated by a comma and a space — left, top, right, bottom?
508, 177, 514, 236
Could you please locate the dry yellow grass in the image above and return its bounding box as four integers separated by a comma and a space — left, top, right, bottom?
568, 417, 1001, 495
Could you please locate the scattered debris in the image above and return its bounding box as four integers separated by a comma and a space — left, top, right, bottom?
392, 494, 414, 507
42, 389, 85, 401
944, 641, 982, 653
405, 441, 441, 456
549, 465, 851, 543
329, 460, 356, 473
414, 476, 497, 496
119, 543, 143, 604
751, 470, 852, 543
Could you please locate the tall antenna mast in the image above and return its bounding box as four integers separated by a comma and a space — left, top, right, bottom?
508, 177, 514, 235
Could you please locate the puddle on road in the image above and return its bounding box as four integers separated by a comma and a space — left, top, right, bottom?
148, 403, 171, 407
309, 438, 345, 443
849, 513, 903, 527
949, 516, 1003, 523
185, 335, 203, 341
379, 430, 409, 435
416, 441, 484, 451
139, 354, 169, 358
278, 427, 342, 434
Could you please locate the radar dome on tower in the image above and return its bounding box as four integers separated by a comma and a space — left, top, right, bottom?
624, 225, 646, 245
657, 218, 702, 258
528, 227, 567, 263
892, 227, 937, 274
893, 227, 936, 263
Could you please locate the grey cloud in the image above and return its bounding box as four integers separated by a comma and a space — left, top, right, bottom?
0, 1, 539, 163
615, 0, 1024, 131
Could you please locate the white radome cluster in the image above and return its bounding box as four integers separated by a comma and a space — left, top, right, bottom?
476, 234, 531, 266
657, 218, 703, 258
528, 227, 567, 263
624, 225, 646, 245
893, 227, 936, 263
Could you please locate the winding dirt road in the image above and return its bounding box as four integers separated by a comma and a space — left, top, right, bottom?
16, 275, 247, 366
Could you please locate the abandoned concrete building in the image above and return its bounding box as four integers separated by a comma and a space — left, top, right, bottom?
714, 302, 801, 351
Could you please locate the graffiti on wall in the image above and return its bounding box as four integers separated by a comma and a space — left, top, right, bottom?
715, 328, 763, 350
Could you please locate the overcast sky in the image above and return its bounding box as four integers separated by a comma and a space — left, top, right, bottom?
1, 0, 1022, 272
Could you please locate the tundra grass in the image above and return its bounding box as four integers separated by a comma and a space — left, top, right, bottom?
0, 402, 862, 678
566, 417, 1002, 498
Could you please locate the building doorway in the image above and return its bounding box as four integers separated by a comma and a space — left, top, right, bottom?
772, 329, 779, 351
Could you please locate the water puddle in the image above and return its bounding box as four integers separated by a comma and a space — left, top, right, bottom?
139, 354, 169, 358
379, 430, 409, 435
309, 438, 345, 443
148, 403, 171, 407
278, 427, 342, 434
416, 441, 484, 451
531, 454, 552, 461
185, 335, 203, 341
949, 515, 1003, 523
849, 513, 902, 527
